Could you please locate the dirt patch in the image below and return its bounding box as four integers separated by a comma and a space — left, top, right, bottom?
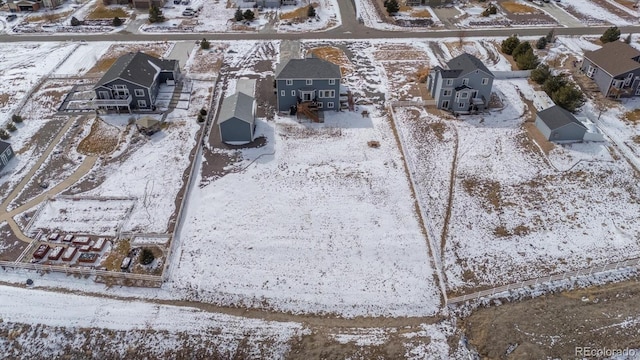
280, 3, 318, 21
0, 223, 28, 261
633, 135, 640, 144
522, 123, 554, 155
86, 4, 128, 20
0, 93, 10, 108
411, 9, 432, 18
77, 117, 119, 155
308, 46, 354, 76
101, 238, 130, 272
461, 177, 502, 212
623, 109, 640, 125
87, 43, 171, 74
500, 1, 536, 14
462, 279, 640, 359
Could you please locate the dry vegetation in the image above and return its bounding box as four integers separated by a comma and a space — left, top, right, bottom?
87, 43, 171, 73
614, 0, 637, 9
308, 46, 354, 76
623, 109, 640, 125
101, 239, 130, 271
189, 47, 226, 74
416, 66, 430, 82
86, 4, 128, 20
461, 177, 502, 212
26, 10, 72, 23
372, 44, 427, 61
0, 93, 9, 108
411, 9, 432, 18
633, 135, 640, 144
500, 1, 537, 14
280, 2, 318, 20
78, 117, 120, 155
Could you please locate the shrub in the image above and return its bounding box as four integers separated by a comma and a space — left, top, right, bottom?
70, 16, 81, 26
546, 29, 555, 43
139, 248, 155, 265
512, 41, 532, 61
243, 9, 255, 21
11, 114, 23, 123
199, 108, 207, 116
530, 64, 551, 84
385, 0, 399, 15
148, 5, 165, 23
200, 38, 210, 50
501, 35, 520, 55
536, 36, 547, 50
600, 26, 621, 44
625, 34, 632, 44
307, 4, 316, 17
6, 123, 16, 132
552, 85, 585, 113
197, 114, 205, 123
0, 129, 10, 140
516, 48, 539, 70
542, 75, 568, 95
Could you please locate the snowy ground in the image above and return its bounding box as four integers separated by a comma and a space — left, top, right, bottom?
171, 108, 441, 318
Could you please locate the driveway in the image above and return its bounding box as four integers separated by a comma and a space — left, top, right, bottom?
540, 2, 584, 27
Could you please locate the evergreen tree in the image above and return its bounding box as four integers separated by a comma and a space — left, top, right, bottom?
552, 85, 586, 113
512, 41, 532, 61
530, 64, 551, 85
149, 5, 165, 23
307, 4, 316, 17
243, 9, 255, 21
200, 38, 210, 50
600, 26, 621, 43
385, 0, 399, 15
516, 48, 539, 70
501, 35, 520, 55
542, 75, 568, 95
234, 8, 244, 21
546, 28, 555, 43
112, 16, 122, 26
625, 34, 632, 44
536, 36, 547, 50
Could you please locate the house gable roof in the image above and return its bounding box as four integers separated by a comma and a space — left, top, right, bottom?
446, 53, 494, 78
275, 57, 341, 80
584, 41, 640, 77
219, 92, 255, 125
0, 140, 11, 154
537, 105, 587, 131
95, 52, 178, 89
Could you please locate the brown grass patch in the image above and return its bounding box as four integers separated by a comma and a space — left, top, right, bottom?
399, 4, 411, 12
101, 239, 130, 272
26, 10, 72, 23
501, 1, 536, 14
0, 93, 10, 108
416, 66, 430, 82
189, 47, 225, 74
623, 109, 640, 125
78, 117, 120, 155
308, 46, 353, 76
411, 9, 432, 18
427, 122, 446, 141
614, 0, 636, 9
280, 3, 318, 20
88, 57, 118, 73
86, 4, 128, 20
462, 177, 502, 212
632, 135, 640, 144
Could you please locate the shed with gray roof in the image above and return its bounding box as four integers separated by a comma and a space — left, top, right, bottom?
218, 92, 256, 144
535, 105, 587, 142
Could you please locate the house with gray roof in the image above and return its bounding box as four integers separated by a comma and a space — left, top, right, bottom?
581, 41, 640, 98
0, 140, 14, 172
233, 0, 296, 7
219, 79, 256, 144
535, 105, 587, 142
427, 53, 494, 113
93, 52, 180, 113
275, 56, 342, 116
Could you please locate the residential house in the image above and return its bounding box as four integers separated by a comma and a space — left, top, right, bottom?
93, 52, 180, 113
218, 79, 256, 144
275, 56, 341, 121
581, 41, 640, 98
233, 0, 296, 8
427, 53, 494, 113
8, 0, 63, 11
535, 105, 587, 142
0, 140, 15, 172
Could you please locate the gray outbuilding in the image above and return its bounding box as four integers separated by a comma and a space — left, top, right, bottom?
0, 140, 14, 172
218, 92, 256, 144
535, 105, 587, 142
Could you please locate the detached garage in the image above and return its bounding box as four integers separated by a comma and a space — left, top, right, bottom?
535, 105, 587, 142
218, 92, 256, 145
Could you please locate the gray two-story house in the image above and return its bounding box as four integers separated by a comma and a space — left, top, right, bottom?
427, 53, 494, 113
581, 41, 640, 99
275, 56, 341, 114
93, 52, 180, 113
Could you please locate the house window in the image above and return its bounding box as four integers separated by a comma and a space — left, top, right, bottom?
306, 79, 313, 85
462, 78, 469, 85
5, 147, 11, 156
624, 73, 634, 87
586, 66, 596, 78
458, 103, 465, 108
134, 89, 145, 97
329, 79, 335, 85
481, 78, 489, 85
327, 102, 334, 108
443, 89, 452, 97
612, 79, 623, 89
460, 92, 469, 99
98, 91, 110, 99
446, 79, 453, 86
137, 100, 147, 108
317, 102, 323, 109
441, 100, 449, 108
291, 90, 296, 96
636, 87, 640, 96
113, 85, 126, 90
319, 90, 335, 98
281, 90, 285, 96
286, 79, 293, 86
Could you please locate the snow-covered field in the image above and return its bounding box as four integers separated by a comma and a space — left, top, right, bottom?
171, 109, 441, 318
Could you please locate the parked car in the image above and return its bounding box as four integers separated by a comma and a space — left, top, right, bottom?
6, 14, 17, 21
182, 10, 195, 16
173, 0, 180, 4
181, 0, 189, 4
